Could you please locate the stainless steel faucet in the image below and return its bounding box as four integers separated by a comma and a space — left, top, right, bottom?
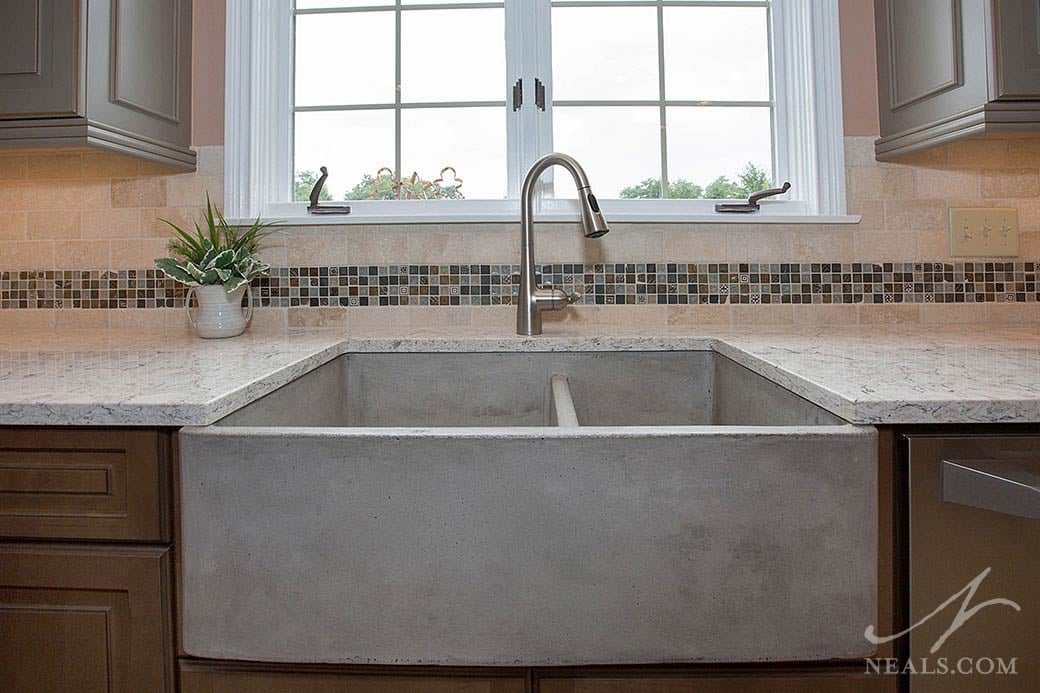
517, 153, 609, 335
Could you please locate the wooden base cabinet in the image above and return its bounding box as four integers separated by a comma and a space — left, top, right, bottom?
178, 663, 527, 693
0, 543, 174, 693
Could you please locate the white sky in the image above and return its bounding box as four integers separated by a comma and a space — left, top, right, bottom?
293, 3, 772, 200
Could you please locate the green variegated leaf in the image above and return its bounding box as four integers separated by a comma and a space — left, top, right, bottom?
199, 268, 221, 284
154, 257, 196, 284
211, 249, 234, 269
214, 268, 232, 282
223, 275, 249, 293
186, 262, 208, 282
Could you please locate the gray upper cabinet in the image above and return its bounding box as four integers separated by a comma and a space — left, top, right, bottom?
0, 0, 195, 171
875, 0, 1040, 161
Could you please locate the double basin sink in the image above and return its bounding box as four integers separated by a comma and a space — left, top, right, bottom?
179, 351, 877, 666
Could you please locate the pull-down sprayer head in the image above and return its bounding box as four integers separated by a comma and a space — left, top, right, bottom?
578, 188, 609, 238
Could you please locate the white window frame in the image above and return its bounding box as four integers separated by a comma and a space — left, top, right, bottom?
225, 0, 856, 225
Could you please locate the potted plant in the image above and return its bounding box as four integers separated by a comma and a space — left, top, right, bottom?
154, 195, 277, 338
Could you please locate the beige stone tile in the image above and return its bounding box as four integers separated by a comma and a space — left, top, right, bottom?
408, 228, 511, 264
1018, 231, 1040, 258
195, 146, 224, 176
854, 230, 918, 261
849, 166, 915, 199
81, 151, 140, 178
884, 199, 946, 230
842, 136, 877, 167
665, 304, 731, 325
27, 210, 80, 239
582, 225, 664, 264
81, 209, 140, 238
983, 303, 1040, 324
111, 178, 167, 208
20, 180, 111, 210
346, 229, 409, 265
110, 239, 170, 268
542, 305, 667, 326
660, 226, 729, 262
793, 304, 858, 325
919, 304, 986, 324
916, 229, 951, 260
724, 227, 792, 261
791, 227, 854, 261
857, 304, 920, 324
256, 237, 288, 266
845, 199, 885, 230
0, 241, 54, 269
1005, 140, 1040, 167
0, 182, 31, 209
1012, 199, 1040, 232
165, 174, 223, 208
285, 233, 349, 266
405, 306, 473, 327
0, 155, 27, 180
27, 153, 82, 179
140, 206, 199, 238
469, 305, 513, 328
54, 309, 110, 328
54, 240, 110, 269
730, 304, 794, 325
108, 308, 173, 329
0, 211, 26, 240
914, 169, 979, 199
248, 307, 288, 331
945, 140, 1008, 168
980, 169, 1040, 198
0, 310, 55, 328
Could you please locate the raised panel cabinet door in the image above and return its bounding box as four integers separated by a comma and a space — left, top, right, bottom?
874, 0, 989, 137
0, 543, 174, 693
85, 0, 192, 148
992, 0, 1040, 99
0, 0, 79, 117
0, 428, 171, 542
538, 674, 894, 692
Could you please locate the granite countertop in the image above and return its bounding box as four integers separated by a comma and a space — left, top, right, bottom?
0, 324, 1038, 426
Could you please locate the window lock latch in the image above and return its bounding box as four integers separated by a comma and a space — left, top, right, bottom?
714, 181, 790, 213
307, 166, 352, 215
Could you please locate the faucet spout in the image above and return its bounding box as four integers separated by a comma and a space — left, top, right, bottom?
517, 153, 609, 336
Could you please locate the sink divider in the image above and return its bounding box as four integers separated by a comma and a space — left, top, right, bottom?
550, 374, 580, 427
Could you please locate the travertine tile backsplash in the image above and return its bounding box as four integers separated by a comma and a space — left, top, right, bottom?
2, 136, 1040, 328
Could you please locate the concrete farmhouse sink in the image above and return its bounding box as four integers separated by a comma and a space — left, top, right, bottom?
178, 351, 877, 666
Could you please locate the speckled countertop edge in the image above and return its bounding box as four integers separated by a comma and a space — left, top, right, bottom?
1, 325, 1038, 426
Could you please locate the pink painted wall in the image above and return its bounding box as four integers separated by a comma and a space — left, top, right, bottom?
188, 1, 881, 145
191, 0, 226, 146
838, 0, 881, 136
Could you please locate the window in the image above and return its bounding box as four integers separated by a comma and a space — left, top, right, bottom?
226, 0, 850, 223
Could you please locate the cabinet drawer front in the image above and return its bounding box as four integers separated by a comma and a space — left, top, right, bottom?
0, 428, 169, 541
0, 543, 173, 693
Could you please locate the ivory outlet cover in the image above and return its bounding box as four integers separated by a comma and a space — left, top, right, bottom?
948, 208, 1019, 257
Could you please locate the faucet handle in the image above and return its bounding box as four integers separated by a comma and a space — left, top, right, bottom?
566, 291, 582, 304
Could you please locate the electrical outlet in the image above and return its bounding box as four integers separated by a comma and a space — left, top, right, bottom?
948, 208, 1019, 257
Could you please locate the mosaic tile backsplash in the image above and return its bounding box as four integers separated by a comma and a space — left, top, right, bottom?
3, 261, 1038, 310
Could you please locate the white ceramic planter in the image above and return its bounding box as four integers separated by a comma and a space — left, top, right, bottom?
185, 284, 253, 339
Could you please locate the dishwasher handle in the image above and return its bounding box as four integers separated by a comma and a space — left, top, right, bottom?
941, 458, 1040, 519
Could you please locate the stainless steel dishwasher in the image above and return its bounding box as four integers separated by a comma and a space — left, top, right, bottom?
907, 435, 1039, 693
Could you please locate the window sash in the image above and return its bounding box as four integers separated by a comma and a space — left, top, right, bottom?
225, 0, 852, 224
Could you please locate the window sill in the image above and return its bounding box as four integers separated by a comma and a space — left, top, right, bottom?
249, 201, 861, 227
